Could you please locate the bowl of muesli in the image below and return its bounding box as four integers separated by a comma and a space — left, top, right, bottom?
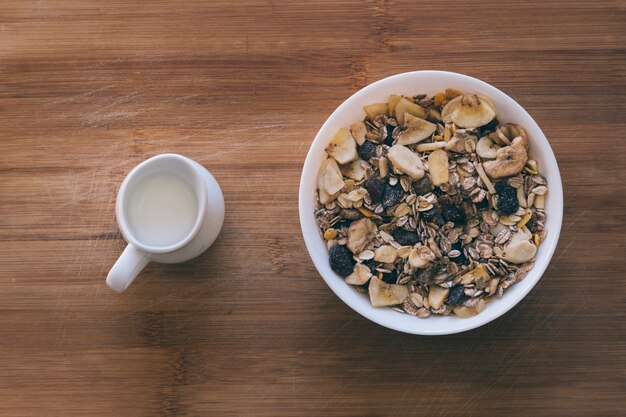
299, 71, 563, 335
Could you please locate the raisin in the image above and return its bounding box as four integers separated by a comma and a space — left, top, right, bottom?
364, 177, 385, 204
447, 285, 467, 306
478, 118, 499, 136
357, 140, 378, 161
382, 183, 404, 208
382, 269, 398, 284
413, 176, 433, 195
329, 245, 355, 277
475, 197, 490, 210
393, 229, 420, 246
450, 242, 469, 265
442, 204, 466, 225
495, 182, 519, 215
384, 124, 396, 146
420, 206, 439, 222
363, 259, 377, 272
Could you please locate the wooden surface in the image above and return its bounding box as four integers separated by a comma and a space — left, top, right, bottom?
1, 1, 625, 416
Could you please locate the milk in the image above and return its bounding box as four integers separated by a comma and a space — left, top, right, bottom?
127, 173, 198, 246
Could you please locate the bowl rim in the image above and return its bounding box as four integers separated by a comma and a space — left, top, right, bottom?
299, 70, 563, 335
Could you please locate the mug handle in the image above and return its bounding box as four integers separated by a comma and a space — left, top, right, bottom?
106, 244, 151, 293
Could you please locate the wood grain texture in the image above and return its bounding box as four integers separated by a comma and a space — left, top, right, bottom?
1, 0, 625, 416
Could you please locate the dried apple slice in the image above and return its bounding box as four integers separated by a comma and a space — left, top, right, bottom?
428, 149, 449, 186
428, 286, 450, 309
363, 102, 388, 120
395, 97, 427, 125
368, 276, 409, 307
396, 114, 437, 145
339, 159, 366, 181
317, 157, 345, 204
326, 128, 357, 165
347, 218, 377, 254
345, 263, 372, 285
454, 299, 486, 318
441, 94, 496, 129
387, 145, 425, 180
388, 94, 402, 116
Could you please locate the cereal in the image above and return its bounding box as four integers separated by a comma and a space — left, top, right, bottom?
315, 91, 548, 318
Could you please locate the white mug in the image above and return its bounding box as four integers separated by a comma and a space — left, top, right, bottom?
106, 154, 225, 293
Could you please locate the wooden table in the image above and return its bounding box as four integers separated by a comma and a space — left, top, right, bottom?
1, 1, 624, 416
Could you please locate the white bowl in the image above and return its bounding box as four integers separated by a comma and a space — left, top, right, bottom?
299, 71, 563, 335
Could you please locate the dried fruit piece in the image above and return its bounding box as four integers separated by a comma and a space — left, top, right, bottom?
326, 128, 358, 165
374, 245, 398, 263
387, 145, 425, 180
446, 285, 467, 306
420, 206, 439, 222
442, 204, 466, 225
340, 159, 366, 181
395, 97, 427, 125
433, 92, 446, 106
396, 114, 437, 145
317, 157, 345, 204
413, 176, 433, 195
329, 245, 355, 276
441, 94, 496, 129
483, 136, 529, 179
476, 136, 500, 159
368, 276, 409, 307
428, 149, 449, 186
388, 94, 402, 116
454, 299, 486, 318
381, 124, 394, 147
345, 263, 372, 285
350, 122, 367, 146
428, 286, 450, 309
382, 182, 404, 208
393, 229, 420, 246
364, 177, 385, 204
363, 102, 388, 120
323, 228, 337, 240
498, 229, 537, 264
495, 182, 519, 215
357, 140, 378, 161
459, 264, 490, 285
346, 218, 377, 254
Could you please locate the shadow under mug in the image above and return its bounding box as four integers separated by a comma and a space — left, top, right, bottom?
106, 154, 225, 293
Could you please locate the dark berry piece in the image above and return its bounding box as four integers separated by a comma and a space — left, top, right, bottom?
413, 176, 433, 195
447, 285, 467, 307
384, 124, 396, 146
382, 269, 398, 284
450, 242, 469, 265
495, 182, 519, 215
442, 204, 466, 225
420, 206, 439, 222
357, 140, 378, 161
478, 118, 499, 136
364, 177, 385, 204
475, 197, 490, 210
382, 183, 404, 208
393, 229, 420, 246
363, 259, 377, 272
329, 245, 355, 277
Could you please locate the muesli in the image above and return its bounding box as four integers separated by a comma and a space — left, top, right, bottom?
315, 90, 547, 318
